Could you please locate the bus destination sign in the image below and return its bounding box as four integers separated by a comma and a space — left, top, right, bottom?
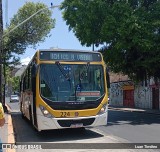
40, 51, 102, 61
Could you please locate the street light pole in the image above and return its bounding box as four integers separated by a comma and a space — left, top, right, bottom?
2, 5, 60, 38
0, 3, 60, 111
0, 0, 3, 105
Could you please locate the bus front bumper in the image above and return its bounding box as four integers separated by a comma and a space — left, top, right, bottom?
36, 109, 108, 131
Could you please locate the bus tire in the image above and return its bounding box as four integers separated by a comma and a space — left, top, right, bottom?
21, 112, 25, 119
29, 105, 33, 125
20, 104, 25, 119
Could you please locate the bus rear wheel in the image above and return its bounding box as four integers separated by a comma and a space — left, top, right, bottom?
29, 105, 33, 124
21, 112, 25, 119
20, 104, 25, 119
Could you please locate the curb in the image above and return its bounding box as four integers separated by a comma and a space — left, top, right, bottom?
5, 104, 16, 152
108, 107, 160, 115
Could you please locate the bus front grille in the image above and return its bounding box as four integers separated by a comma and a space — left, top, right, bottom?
57, 118, 95, 127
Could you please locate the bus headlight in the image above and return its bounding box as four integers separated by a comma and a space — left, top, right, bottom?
39, 105, 53, 118
98, 104, 107, 115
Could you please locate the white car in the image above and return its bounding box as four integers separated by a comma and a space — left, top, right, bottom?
10, 95, 19, 102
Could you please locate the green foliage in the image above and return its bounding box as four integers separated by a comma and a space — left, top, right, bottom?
61, 0, 160, 82
4, 66, 20, 92
11, 76, 20, 92
61, 0, 107, 46
3, 2, 55, 66
5, 66, 11, 83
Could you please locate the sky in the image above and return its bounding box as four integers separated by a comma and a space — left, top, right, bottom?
2, 0, 95, 65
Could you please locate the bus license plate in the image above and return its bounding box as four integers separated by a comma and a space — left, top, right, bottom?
70, 123, 83, 128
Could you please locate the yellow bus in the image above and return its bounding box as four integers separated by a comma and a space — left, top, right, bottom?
20, 49, 109, 131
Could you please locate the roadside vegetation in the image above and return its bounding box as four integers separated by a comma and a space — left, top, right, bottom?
61, 0, 160, 83
1, 2, 55, 93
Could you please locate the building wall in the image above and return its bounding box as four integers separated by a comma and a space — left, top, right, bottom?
134, 85, 151, 109
110, 80, 159, 110
110, 82, 123, 106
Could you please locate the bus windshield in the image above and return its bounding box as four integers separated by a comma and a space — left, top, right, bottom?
40, 64, 105, 102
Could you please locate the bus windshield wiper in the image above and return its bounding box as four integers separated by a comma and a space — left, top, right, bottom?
55, 61, 70, 81
80, 62, 90, 80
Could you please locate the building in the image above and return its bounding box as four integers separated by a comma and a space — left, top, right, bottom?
109, 73, 160, 110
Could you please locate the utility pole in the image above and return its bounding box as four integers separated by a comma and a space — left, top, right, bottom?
0, 3, 60, 111
0, 0, 7, 112
2, 4, 61, 38
0, 0, 3, 104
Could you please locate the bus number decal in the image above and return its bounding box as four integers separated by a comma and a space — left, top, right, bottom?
60, 112, 70, 117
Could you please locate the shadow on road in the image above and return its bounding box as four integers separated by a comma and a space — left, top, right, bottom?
107, 109, 160, 126
11, 112, 104, 143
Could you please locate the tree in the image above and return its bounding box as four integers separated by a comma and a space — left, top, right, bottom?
61, 0, 160, 83
3, 2, 55, 66
11, 76, 20, 92
61, 0, 106, 47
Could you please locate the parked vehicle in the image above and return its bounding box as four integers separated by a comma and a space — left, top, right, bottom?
10, 95, 19, 102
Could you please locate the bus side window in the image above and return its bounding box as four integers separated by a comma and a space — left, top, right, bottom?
31, 62, 38, 78
20, 80, 22, 92
28, 67, 31, 90
23, 77, 26, 91
31, 64, 37, 93
106, 68, 110, 88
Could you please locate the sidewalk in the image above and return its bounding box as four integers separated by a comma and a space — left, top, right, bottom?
109, 105, 160, 115
0, 105, 15, 152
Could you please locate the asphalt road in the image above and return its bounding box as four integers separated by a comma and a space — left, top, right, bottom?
97, 109, 160, 143
5, 97, 160, 151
